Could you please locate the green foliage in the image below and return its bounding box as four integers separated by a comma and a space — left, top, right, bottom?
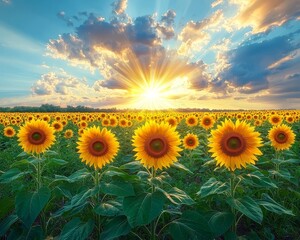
197, 177, 230, 197
226, 196, 263, 224
100, 216, 131, 240
0, 114, 299, 239
123, 191, 165, 227
16, 186, 51, 228
59, 218, 94, 240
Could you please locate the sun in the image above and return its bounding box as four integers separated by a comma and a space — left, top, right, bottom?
142, 87, 161, 100
129, 83, 173, 110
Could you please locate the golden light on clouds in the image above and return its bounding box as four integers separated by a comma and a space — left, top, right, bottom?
102, 47, 202, 109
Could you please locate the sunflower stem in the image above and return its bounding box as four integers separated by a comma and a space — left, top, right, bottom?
151, 167, 156, 240
36, 154, 42, 189
230, 172, 237, 234
94, 169, 101, 237
36, 154, 46, 234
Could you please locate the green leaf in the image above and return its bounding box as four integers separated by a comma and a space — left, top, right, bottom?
0, 168, 30, 183
16, 186, 51, 228
258, 193, 294, 216
44, 150, 59, 156
0, 196, 14, 219
53, 188, 96, 217
123, 191, 165, 227
48, 158, 68, 165
54, 168, 91, 183
226, 196, 263, 224
244, 171, 277, 188
94, 200, 122, 216
60, 218, 94, 240
282, 158, 300, 164
208, 212, 234, 237
172, 162, 193, 174
197, 178, 229, 198
0, 214, 18, 236
168, 210, 213, 240
269, 169, 298, 185
162, 187, 194, 205
119, 161, 142, 172
101, 181, 135, 197
17, 151, 29, 158
10, 159, 31, 168
100, 216, 131, 240
150, 172, 171, 186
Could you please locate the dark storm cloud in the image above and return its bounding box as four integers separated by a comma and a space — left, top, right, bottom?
217, 32, 300, 94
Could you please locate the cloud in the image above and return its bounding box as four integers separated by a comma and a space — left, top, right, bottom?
156, 10, 176, 40
216, 32, 300, 94
47, 10, 211, 95
1, 0, 10, 4
57, 11, 74, 27
112, 0, 128, 15
26, 70, 129, 108
178, 10, 223, 55
271, 73, 300, 94
211, 0, 223, 8
32, 71, 83, 95
230, 0, 300, 33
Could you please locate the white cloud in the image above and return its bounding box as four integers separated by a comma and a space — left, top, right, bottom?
229, 0, 300, 33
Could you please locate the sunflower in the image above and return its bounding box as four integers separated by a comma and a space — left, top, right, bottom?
132, 121, 182, 170
4, 126, 16, 137
119, 119, 128, 128
127, 121, 132, 127
77, 126, 119, 169
18, 120, 55, 154
208, 119, 262, 171
166, 117, 178, 127
52, 121, 64, 132
183, 133, 199, 150
41, 114, 50, 122
102, 118, 110, 127
285, 116, 294, 124
254, 120, 262, 126
200, 115, 215, 130
268, 124, 295, 151
64, 129, 74, 139
109, 117, 118, 127
78, 120, 88, 129
269, 115, 282, 125
186, 115, 198, 127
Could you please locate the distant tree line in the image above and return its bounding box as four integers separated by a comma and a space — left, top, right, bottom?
0, 104, 255, 113
0, 104, 117, 113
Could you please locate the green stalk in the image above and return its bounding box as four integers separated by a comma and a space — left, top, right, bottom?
230, 172, 237, 234
94, 169, 101, 237
151, 167, 156, 240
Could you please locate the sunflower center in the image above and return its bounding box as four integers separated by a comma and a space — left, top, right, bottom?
188, 118, 195, 124
275, 132, 287, 143
204, 119, 211, 125
273, 117, 279, 123
89, 140, 108, 156
187, 138, 195, 146
28, 131, 46, 145
221, 133, 246, 156
7, 129, 13, 135
145, 137, 168, 158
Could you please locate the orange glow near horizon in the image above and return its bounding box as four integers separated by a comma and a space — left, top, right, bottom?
106, 47, 199, 109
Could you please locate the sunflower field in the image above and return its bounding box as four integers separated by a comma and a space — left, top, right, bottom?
0, 110, 299, 240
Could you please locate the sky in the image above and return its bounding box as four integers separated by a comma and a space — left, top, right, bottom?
0, 0, 299, 110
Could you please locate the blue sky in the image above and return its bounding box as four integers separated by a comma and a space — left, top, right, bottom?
0, 0, 299, 109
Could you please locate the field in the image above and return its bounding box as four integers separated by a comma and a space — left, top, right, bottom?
0, 110, 299, 240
